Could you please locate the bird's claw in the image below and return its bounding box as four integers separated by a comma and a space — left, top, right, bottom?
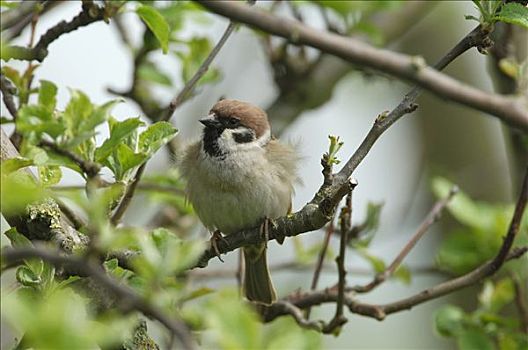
210, 230, 227, 262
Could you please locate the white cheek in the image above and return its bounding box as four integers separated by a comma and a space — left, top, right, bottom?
216, 129, 240, 152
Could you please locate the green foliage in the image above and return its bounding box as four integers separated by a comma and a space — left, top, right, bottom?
0, 160, 44, 216
137, 61, 173, 86
302, 0, 402, 44
292, 235, 334, 265
432, 177, 527, 349
141, 170, 191, 213
136, 4, 170, 54
348, 202, 383, 248
175, 36, 221, 87
493, 2, 528, 28
2, 288, 134, 349
324, 135, 344, 166
434, 278, 527, 350
10, 79, 177, 181
467, 1, 528, 29
432, 177, 527, 275
0, 0, 21, 9
196, 289, 321, 349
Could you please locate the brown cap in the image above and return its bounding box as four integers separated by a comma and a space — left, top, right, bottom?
210, 99, 270, 138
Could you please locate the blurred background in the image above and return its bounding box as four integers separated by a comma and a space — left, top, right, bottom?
1, 1, 525, 349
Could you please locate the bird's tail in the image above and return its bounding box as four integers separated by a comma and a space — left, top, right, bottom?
243, 245, 277, 305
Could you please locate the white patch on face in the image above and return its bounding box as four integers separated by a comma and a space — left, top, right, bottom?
214, 126, 268, 155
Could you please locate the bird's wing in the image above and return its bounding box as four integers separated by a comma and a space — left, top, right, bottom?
265, 139, 302, 187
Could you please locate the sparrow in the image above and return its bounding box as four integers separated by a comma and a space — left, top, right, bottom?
180, 99, 300, 305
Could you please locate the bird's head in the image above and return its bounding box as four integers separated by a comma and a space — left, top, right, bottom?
200, 99, 271, 158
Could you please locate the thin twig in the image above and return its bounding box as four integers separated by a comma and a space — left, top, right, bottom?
198, 1, 527, 130
161, 21, 237, 122
272, 301, 324, 331
39, 139, 101, 178
335, 25, 491, 184
3, 1, 106, 62
491, 164, 528, 267
0, 74, 18, 119
111, 163, 146, 224
350, 185, 458, 293
263, 247, 528, 323
1, 246, 196, 350
323, 191, 352, 333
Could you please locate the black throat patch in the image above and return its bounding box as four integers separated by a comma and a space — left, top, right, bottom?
202, 126, 225, 158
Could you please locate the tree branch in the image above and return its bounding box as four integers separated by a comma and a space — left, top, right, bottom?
1, 246, 195, 350
1, 127, 88, 253
323, 191, 352, 333
196, 1, 528, 131
271, 301, 324, 332
264, 164, 528, 323
263, 246, 528, 323
266, 1, 437, 135
161, 21, 237, 122
2, 1, 106, 62
0, 73, 18, 119
39, 139, 101, 178
350, 185, 458, 293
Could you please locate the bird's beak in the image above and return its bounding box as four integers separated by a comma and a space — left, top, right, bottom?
199, 114, 221, 128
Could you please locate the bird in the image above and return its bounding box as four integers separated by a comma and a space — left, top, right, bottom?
180, 99, 300, 305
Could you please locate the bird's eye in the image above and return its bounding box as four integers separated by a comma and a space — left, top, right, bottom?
225, 117, 239, 127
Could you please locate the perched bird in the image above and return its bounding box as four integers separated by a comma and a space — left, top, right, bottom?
180, 99, 300, 305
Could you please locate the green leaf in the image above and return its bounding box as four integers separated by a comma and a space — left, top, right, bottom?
180, 287, 215, 303
16, 265, 41, 286
95, 118, 144, 162
0, 171, 44, 216
436, 228, 499, 275
38, 80, 57, 111
393, 265, 411, 285
457, 328, 494, 350
432, 177, 493, 230
138, 121, 177, 156
1, 116, 14, 124
138, 61, 172, 86
4, 227, 32, 247
136, 5, 170, 54
54, 275, 81, 290
80, 99, 123, 138
479, 279, 515, 312
2, 288, 135, 349
177, 37, 221, 87
204, 289, 262, 349
16, 104, 64, 138
1, 1, 22, 9
63, 89, 93, 137
494, 2, 528, 28
1, 157, 33, 175
434, 305, 465, 337
356, 248, 385, 273
264, 317, 322, 350
38, 165, 62, 187
112, 143, 147, 180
